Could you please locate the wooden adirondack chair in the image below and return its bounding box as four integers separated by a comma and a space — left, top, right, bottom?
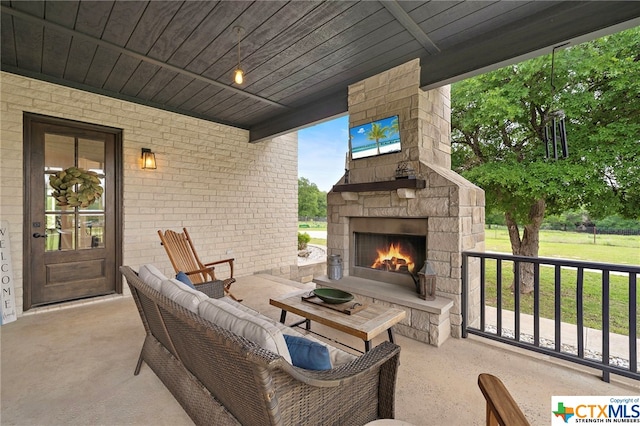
158, 228, 240, 301
478, 373, 530, 426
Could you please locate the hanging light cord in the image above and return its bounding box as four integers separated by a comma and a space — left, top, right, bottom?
237, 28, 241, 69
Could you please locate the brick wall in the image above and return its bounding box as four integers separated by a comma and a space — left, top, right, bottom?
0, 72, 298, 315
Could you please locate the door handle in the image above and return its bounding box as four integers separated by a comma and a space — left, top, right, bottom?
33, 233, 47, 238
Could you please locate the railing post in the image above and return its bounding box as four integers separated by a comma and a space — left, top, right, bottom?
554, 265, 562, 352
496, 259, 502, 336
602, 270, 610, 383
576, 268, 585, 358
629, 273, 637, 374
533, 263, 540, 346
514, 260, 520, 342
462, 252, 468, 338
480, 258, 486, 331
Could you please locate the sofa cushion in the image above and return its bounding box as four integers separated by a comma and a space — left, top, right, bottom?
219, 296, 260, 316
199, 298, 292, 364
214, 301, 347, 367
160, 278, 209, 313
175, 271, 196, 289
138, 264, 167, 292
283, 335, 332, 370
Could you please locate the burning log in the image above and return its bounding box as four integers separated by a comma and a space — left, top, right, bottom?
371, 242, 415, 273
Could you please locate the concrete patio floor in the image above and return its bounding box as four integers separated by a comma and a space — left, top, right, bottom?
2, 274, 638, 425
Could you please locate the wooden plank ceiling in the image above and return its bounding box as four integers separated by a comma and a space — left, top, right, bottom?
2, 1, 639, 142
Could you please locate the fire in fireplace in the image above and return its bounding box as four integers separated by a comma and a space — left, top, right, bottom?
349, 217, 428, 287
371, 242, 417, 273
355, 233, 425, 273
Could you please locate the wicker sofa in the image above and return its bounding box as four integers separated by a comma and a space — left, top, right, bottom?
120, 265, 401, 425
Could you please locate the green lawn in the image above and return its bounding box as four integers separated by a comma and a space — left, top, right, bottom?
298, 221, 327, 231
298, 221, 327, 245
484, 227, 640, 265
482, 227, 639, 335
481, 261, 636, 335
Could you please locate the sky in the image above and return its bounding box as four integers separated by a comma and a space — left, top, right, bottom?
297, 115, 350, 192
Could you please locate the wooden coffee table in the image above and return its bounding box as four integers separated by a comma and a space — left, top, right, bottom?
270, 290, 406, 352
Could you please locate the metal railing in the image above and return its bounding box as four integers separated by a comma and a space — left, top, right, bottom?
462, 251, 639, 382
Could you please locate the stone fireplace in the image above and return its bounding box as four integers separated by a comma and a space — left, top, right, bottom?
350, 217, 426, 288
314, 59, 485, 346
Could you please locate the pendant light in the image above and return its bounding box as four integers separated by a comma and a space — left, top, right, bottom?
233, 26, 244, 85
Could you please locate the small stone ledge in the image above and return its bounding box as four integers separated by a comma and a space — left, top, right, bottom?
396, 188, 416, 199
341, 192, 359, 201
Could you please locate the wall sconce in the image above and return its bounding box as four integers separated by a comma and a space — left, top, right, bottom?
141, 148, 156, 170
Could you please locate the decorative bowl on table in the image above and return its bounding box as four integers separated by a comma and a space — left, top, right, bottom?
313, 288, 354, 304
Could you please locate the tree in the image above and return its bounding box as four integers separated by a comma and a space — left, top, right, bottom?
366, 123, 389, 155
298, 177, 327, 218
451, 27, 640, 293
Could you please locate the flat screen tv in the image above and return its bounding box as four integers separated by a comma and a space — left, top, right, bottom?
349, 115, 400, 160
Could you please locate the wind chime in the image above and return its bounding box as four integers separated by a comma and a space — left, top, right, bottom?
544, 43, 569, 159
544, 110, 568, 159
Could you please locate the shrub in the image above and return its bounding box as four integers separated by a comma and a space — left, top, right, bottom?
298, 232, 311, 250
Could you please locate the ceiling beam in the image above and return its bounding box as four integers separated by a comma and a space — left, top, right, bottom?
1, 5, 288, 110
249, 89, 348, 143
380, 0, 440, 55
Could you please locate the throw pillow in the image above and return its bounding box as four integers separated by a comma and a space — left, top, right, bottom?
176, 271, 196, 289
283, 334, 332, 371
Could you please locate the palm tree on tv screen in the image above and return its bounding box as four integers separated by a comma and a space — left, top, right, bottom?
390, 117, 399, 135
366, 123, 389, 155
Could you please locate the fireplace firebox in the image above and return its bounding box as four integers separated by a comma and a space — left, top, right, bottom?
350, 218, 427, 288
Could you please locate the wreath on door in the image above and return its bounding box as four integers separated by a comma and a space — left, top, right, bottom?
49, 167, 104, 208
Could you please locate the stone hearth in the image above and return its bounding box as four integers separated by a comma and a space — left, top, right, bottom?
317, 59, 485, 346
314, 275, 453, 346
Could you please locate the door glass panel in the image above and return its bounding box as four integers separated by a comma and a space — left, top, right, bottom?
44, 134, 75, 171
44, 135, 106, 251
79, 177, 105, 212
45, 176, 79, 212
45, 213, 75, 251
79, 215, 105, 249
78, 138, 105, 173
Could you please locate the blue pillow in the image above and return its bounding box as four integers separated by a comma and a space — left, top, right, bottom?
283, 334, 331, 371
176, 271, 196, 289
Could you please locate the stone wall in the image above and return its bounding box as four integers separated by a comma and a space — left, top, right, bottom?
0, 71, 299, 315
327, 59, 485, 342
346, 59, 452, 184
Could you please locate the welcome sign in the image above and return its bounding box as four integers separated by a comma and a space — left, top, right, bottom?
1, 220, 17, 324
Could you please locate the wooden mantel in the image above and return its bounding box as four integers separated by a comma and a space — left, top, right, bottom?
332, 178, 426, 193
